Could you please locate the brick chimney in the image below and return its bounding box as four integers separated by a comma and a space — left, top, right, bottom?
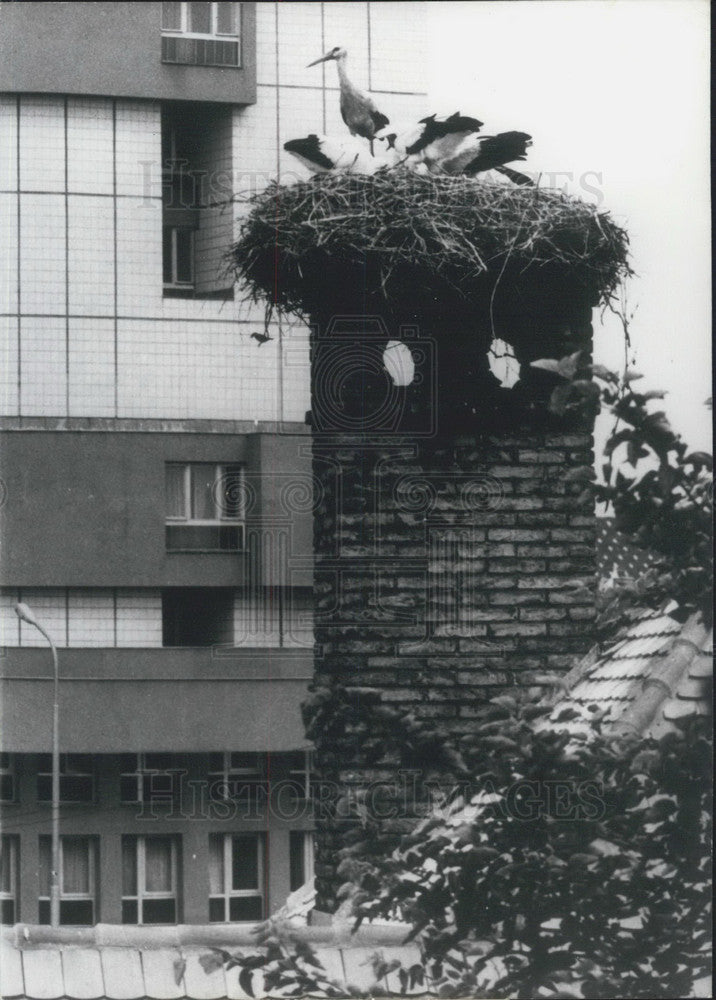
307, 302, 597, 914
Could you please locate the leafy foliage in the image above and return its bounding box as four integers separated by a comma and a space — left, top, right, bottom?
531, 351, 713, 624
199, 938, 353, 998
346, 694, 712, 998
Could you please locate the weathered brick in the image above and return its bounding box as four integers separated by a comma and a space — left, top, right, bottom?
484, 542, 516, 557
399, 638, 457, 654
489, 622, 547, 637
384, 689, 422, 702
517, 450, 566, 463
415, 705, 460, 718
490, 591, 545, 605
550, 529, 589, 542
458, 637, 506, 652
568, 606, 598, 620
518, 575, 573, 589
549, 590, 594, 605
492, 465, 541, 479
517, 559, 548, 573
509, 497, 545, 510
516, 544, 567, 558
519, 607, 567, 621
517, 512, 569, 526
549, 558, 594, 573
488, 528, 544, 542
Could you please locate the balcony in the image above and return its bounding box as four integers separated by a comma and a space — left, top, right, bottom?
0, 647, 312, 753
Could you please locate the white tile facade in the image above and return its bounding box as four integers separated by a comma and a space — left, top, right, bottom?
0, 588, 312, 649
0, 4, 427, 424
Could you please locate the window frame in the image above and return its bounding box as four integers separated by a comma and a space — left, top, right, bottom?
163, 226, 195, 290
0, 835, 18, 925
208, 832, 265, 923
162, 2, 241, 39
39, 835, 97, 926
0, 753, 15, 803
165, 463, 246, 525
122, 835, 180, 925
119, 753, 183, 806
287, 749, 313, 801
208, 752, 266, 802
289, 830, 315, 894
37, 754, 94, 804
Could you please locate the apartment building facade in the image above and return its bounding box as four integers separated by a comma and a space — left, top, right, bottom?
0, 2, 427, 926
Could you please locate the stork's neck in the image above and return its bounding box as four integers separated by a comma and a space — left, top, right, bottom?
335, 53, 349, 85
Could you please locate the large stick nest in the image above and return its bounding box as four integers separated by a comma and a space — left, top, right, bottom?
230, 170, 631, 326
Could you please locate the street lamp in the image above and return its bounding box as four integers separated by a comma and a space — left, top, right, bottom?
14, 602, 60, 927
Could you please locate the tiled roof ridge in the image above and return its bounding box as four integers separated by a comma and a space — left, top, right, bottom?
554, 604, 684, 696
609, 614, 709, 738
3, 920, 411, 951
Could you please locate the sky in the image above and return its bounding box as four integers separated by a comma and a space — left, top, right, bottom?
425, 0, 712, 453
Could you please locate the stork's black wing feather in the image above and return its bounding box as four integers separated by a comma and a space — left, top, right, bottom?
370, 109, 390, 132
463, 132, 532, 175
407, 112, 483, 155
283, 135, 334, 171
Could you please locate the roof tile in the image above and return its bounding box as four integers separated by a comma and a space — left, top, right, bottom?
61, 947, 104, 1000
0, 936, 25, 999
141, 948, 186, 1000
22, 949, 64, 1000
588, 657, 653, 680
223, 962, 263, 1000
611, 635, 673, 660
182, 950, 227, 1000
100, 947, 145, 1000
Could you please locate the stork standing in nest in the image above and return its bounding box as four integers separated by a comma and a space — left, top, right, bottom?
307, 46, 389, 153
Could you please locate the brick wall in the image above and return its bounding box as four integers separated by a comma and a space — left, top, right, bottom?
306, 296, 598, 911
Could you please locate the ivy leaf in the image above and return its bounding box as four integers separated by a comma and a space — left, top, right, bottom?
239, 967, 256, 998
531, 358, 563, 375
558, 351, 584, 379
173, 957, 186, 986
199, 951, 230, 974
591, 364, 619, 383
685, 452, 713, 470
624, 369, 644, 382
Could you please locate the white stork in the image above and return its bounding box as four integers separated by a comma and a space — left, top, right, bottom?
307, 46, 389, 152
283, 134, 391, 175
376, 112, 483, 171
443, 130, 533, 181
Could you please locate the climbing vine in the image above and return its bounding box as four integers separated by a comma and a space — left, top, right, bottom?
531, 350, 712, 624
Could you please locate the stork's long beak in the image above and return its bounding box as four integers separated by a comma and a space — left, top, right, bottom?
307, 53, 331, 67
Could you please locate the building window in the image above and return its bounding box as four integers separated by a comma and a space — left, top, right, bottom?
165, 463, 245, 552
161, 102, 234, 299
209, 833, 265, 922
37, 754, 94, 803
119, 754, 184, 806
0, 754, 15, 803
163, 227, 195, 288
289, 831, 314, 894
161, 3, 242, 67
122, 836, 179, 925
208, 752, 267, 803
287, 750, 313, 802
0, 836, 18, 925
162, 588, 234, 647
39, 836, 97, 925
